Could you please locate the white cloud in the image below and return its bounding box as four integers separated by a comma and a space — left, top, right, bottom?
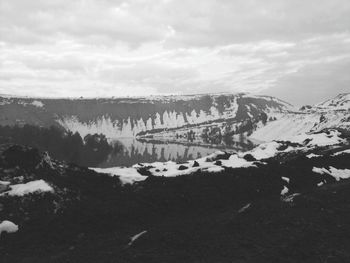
0, 0, 349, 102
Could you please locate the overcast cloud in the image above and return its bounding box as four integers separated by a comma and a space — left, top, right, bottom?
0, 0, 349, 105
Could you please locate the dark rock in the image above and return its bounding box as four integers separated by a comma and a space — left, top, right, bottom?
137, 167, 153, 176
243, 154, 256, 162
3, 145, 41, 169
192, 161, 200, 167
178, 165, 188, 170
0, 184, 9, 193
214, 160, 222, 166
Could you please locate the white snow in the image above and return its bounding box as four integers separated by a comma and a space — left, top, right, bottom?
306, 153, 322, 159
204, 166, 225, 173
316, 93, 350, 110
221, 154, 256, 168
128, 230, 147, 246
327, 167, 350, 181
31, 100, 44, 108
244, 141, 281, 160
92, 128, 348, 185
317, 182, 324, 187
92, 167, 146, 185
282, 193, 301, 203
1, 180, 54, 196
250, 130, 345, 157
288, 130, 345, 147
0, 221, 18, 236
280, 186, 289, 195
0, 181, 10, 185
250, 106, 349, 142
332, 149, 350, 156
250, 112, 321, 141
92, 150, 257, 183
238, 203, 251, 213
312, 167, 330, 175
313, 167, 350, 181
282, 177, 290, 183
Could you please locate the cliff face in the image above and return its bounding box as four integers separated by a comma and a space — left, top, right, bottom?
0, 93, 291, 139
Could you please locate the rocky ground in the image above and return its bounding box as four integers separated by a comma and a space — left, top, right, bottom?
0, 129, 350, 262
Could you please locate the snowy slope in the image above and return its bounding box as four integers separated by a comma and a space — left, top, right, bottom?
316, 93, 350, 110
250, 94, 350, 141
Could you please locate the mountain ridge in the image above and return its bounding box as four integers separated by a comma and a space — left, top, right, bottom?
1, 92, 348, 141
0, 92, 291, 139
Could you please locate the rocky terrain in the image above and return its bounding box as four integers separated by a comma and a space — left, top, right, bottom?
0, 127, 350, 262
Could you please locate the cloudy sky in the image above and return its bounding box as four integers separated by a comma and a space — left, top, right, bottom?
0, 0, 349, 105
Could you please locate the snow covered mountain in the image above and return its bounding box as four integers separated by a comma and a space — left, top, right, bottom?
1, 92, 349, 142
250, 93, 350, 141
0, 93, 291, 139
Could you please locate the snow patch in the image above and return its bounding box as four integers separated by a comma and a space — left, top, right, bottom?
92, 150, 256, 183
313, 167, 350, 181
238, 203, 251, 213
221, 154, 256, 168
281, 186, 289, 195
282, 193, 301, 203
332, 149, 350, 156
0, 181, 10, 186
288, 130, 345, 147
0, 221, 18, 236
31, 100, 44, 108
1, 180, 54, 196
282, 177, 290, 183
92, 167, 146, 185
245, 141, 281, 160
306, 153, 321, 159
128, 230, 147, 246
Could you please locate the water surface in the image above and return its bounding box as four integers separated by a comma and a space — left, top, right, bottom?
97, 136, 256, 168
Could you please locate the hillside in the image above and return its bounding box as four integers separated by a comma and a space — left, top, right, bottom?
250, 93, 350, 141
0, 128, 350, 262
0, 93, 291, 139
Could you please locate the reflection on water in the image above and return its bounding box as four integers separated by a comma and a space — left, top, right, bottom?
97, 136, 256, 168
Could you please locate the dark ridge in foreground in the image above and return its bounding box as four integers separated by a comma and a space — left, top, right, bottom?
0, 142, 350, 262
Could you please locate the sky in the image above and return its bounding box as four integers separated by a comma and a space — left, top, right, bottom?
0, 0, 349, 105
